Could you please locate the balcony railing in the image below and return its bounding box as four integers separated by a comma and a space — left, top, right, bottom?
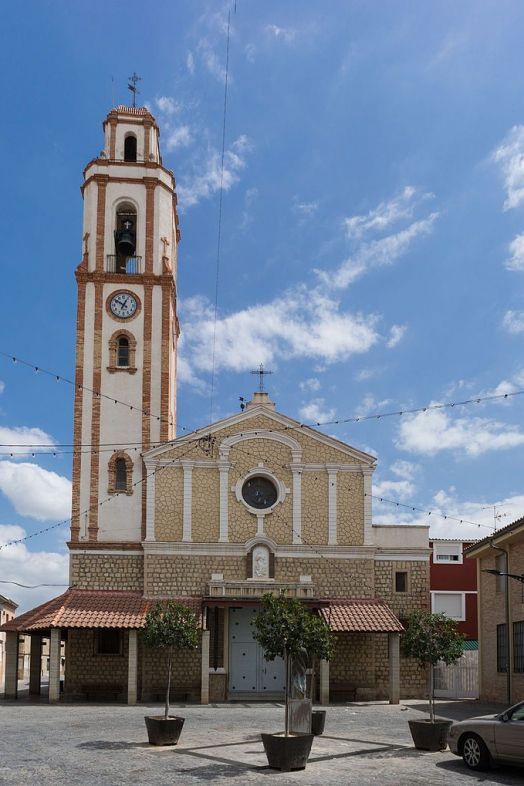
106, 255, 143, 275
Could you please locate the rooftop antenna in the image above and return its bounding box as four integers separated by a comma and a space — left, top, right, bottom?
128, 72, 142, 108
481, 504, 508, 532
250, 363, 273, 393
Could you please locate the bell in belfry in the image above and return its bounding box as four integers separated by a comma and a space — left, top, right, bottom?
115, 218, 136, 257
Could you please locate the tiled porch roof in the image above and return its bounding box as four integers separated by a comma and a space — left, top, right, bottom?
321, 599, 404, 633
0, 589, 203, 633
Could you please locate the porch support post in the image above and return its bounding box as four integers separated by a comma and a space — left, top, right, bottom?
201, 629, 210, 705
127, 630, 138, 705
48, 628, 61, 704
4, 631, 19, 699
388, 631, 400, 705
29, 634, 43, 696
320, 658, 330, 705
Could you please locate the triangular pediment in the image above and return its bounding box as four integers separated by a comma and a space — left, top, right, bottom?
144, 404, 376, 466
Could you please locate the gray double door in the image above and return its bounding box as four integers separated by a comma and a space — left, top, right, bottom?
228, 607, 285, 698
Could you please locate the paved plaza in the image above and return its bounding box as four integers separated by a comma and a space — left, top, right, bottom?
0, 698, 523, 785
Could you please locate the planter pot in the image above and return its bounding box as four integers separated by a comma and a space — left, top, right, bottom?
311, 710, 326, 736
261, 732, 314, 771
144, 715, 185, 746
408, 719, 452, 752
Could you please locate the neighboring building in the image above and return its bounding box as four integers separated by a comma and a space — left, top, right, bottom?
0, 595, 17, 689
466, 517, 524, 704
430, 539, 478, 641
0, 104, 431, 705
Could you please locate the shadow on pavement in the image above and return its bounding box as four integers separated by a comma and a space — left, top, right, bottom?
436, 758, 524, 784
403, 701, 504, 721
77, 740, 151, 750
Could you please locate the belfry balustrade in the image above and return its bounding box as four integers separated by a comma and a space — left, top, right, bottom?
106, 255, 143, 274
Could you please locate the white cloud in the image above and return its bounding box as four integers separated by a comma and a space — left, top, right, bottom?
266, 24, 296, 43
0, 461, 71, 521
386, 324, 407, 348
397, 406, 524, 457
354, 394, 392, 418
293, 200, 319, 218
240, 187, 258, 230
245, 43, 257, 63
0, 524, 69, 613
492, 125, 524, 210
0, 426, 56, 457
155, 96, 180, 116
166, 125, 193, 151
344, 186, 430, 239
0, 380, 4, 394
197, 38, 228, 81
186, 51, 195, 75
299, 378, 321, 392
390, 460, 419, 481
179, 288, 380, 381
299, 398, 336, 424
373, 479, 415, 501
321, 212, 439, 290
177, 135, 252, 209
506, 233, 524, 270
354, 368, 379, 382
503, 310, 524, 334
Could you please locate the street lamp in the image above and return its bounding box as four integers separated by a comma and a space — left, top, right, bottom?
483, 570, 524, 584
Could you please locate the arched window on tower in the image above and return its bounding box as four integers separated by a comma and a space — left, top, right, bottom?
124, 134, 137, 162
108, 329, 137, 374
117, 336, 129, 367
108, 451, 133, 495
115, 458, 127, 490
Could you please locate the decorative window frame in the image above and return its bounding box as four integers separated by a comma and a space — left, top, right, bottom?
108, 451, 134, 495
107, 329, 137, 374
234, 466, 289, 517
430, 590, 466, 621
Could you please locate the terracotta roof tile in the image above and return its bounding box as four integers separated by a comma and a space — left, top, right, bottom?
320, 599, 403, 633
0, 589, 202, 632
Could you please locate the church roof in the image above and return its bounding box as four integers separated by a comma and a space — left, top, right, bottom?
0, 589, 203, 633
320, 599, 404, 633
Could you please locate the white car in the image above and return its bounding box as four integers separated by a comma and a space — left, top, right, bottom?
448, 700, 524, 770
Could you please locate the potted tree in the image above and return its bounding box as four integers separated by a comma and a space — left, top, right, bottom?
142, 600, 199, 746
401, 609, 464, 751
253, 593, 333, 771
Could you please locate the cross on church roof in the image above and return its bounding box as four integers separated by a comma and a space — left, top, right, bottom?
250, 363, 273, 392
128, 72, 142, 108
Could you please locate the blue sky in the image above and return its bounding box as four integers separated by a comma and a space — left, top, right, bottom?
2, 1, 524, 611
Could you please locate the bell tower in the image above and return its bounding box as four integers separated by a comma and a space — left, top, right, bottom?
70, 105, 180, 546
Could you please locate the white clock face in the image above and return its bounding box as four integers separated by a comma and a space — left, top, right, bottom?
110, 292, 138, 319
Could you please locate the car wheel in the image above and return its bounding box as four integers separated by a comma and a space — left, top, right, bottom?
461, 733, 490, 771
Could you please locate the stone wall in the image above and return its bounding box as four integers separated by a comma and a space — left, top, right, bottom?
65, 629, 129, 700
70, 554, 143, 590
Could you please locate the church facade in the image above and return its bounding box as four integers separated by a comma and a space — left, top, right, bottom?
1, 105, 429, 704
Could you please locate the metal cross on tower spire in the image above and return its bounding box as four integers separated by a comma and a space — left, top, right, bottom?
250, 364, 273, 393
128, 72, 142, 108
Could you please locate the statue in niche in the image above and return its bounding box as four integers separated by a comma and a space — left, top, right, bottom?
252, 545, 269, 579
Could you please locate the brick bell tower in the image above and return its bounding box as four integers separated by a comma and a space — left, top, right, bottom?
70, 105, 180, 549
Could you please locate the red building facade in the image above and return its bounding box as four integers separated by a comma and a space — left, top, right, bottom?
430, 539, 478, 641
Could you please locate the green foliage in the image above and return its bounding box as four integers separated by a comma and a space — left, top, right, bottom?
253, 593, 334, 662
401, 609, 465, 668
143, 600, 199, 653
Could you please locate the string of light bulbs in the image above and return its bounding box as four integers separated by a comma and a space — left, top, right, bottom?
3, 349, 524, 447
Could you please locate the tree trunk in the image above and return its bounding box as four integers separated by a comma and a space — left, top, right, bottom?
284, 651, 290, 737
165, 649, 173, 719
429, 663, 435, 723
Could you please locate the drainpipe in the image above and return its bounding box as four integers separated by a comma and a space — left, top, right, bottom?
490, 543, 511, 705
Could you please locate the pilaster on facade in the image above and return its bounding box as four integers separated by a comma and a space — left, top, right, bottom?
291, 464, 303, 545
363, 467, 373, 545
218, 460, 230, 543
182, 461, 194, 542
327, 466, 338, 546
144, 460, 156, 541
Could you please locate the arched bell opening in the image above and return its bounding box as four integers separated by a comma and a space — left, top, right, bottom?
124, 134, 137, 162
114, 203, 137, 273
